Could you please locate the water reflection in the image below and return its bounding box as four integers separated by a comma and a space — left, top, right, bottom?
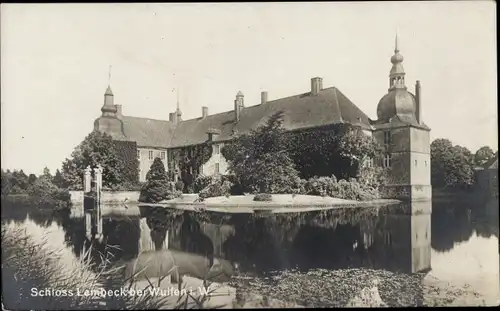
2, 197, 497, 283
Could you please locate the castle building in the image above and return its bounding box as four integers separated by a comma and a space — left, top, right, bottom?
93, 36, 431, 201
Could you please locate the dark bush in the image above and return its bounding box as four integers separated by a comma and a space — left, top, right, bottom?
253, 193, 272, 202
198, 178, 233, 201
175, 180, 185, 192
193, 175, 213, 193
27, 177, 71, 210
140, 158, 181, 203
300, 175, 380, 201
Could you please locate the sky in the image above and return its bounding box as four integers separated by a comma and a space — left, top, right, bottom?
1, 2, 497, 175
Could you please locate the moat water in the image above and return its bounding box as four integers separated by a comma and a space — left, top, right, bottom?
2, 196, 499, 307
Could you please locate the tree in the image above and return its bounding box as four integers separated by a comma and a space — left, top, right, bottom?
9, 170, 29, 194
27, 177, 70, 210
431, 139, 475, 189
140, 158, 179, 203
61, 131, 126, 190
1, 170, 13, 195
335, 127, 383, 178
222, 111, 300, 194
28, 174, 38, 186
474, 146, 495, 167
53, 169, 67, 189
41, 167, 52, 181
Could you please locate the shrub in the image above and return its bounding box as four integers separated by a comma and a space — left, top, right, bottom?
253, 193, 272, 202
359, 166, 388, 190
304, 175, 338, 197
27, 177, 71, 210
140, 158, 181, 203
300, 175, 380, 201
198, 177, 234, 201
175, 180, 185, 192
193, 175, 213, 193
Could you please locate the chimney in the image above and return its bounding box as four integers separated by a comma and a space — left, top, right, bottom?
415, 80, 421, 124
115, 105, 122, 119
202, 106, 208, 118
261, 91, 268, 105
234, 91, 244, 122
311, 77, 323, 95
234, 99, 240, 122
169, 112, 177, 124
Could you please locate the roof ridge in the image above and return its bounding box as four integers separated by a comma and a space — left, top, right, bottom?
123, 115, 171, 123
175, 86, 341, 124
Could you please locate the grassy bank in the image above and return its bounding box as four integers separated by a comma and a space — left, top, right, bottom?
1, 219, 178, 310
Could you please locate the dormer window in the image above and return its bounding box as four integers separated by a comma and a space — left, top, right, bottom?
213, 144, 220, 155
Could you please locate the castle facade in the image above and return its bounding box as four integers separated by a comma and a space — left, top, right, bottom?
94, 38, 431, 200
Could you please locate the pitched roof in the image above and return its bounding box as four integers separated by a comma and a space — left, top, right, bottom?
118, 86, 373, 148
121, 116, 175, 148
168, 87, 373, 148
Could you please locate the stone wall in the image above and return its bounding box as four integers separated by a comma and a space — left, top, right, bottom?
69, 190, 140, 205
381, 185, 432, 201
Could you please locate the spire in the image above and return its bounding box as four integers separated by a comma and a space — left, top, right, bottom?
175, 88, 182, 120
394, 30, 399, 53
389, 31, 406, 90
101, 65, 116, 116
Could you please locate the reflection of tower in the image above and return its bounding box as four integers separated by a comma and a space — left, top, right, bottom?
381, 201, 432, 273
410, 201, 432, 273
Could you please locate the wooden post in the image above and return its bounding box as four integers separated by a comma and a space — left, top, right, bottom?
83, 166, 91, 214
84, 166, 92, 240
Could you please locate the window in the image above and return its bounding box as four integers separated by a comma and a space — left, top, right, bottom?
383, 131, 391, 146
137, 150, 141, 159
425, 161, 428, 167
148, 150, 154, 160
365, 157, 373, 168
160, 151, 166, 160
383, 154, 392, 168
215, 163, 220, 174
213, 144, 220, 155
414, 160, 417, 166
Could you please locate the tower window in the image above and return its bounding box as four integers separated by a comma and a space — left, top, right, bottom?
160, 151, 166, 160
365, 157, 373, 168
425, 161, 427, 166
384, 131, 392, 145
148, 150, 154, 160
383, 154, 392, 168
414, 160, 417, 166
137, 150, 141, 159
213, 144, 220, 155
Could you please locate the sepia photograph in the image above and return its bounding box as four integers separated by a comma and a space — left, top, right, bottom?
1, 1, 498, 309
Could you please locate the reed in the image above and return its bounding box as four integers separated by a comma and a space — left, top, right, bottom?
1, 220, 223, 310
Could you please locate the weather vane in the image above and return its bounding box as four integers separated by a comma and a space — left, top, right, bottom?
108, 65, 112, 85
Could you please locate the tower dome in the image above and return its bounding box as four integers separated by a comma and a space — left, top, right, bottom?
376, 89, 416, 122
376, 34, 417, 123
